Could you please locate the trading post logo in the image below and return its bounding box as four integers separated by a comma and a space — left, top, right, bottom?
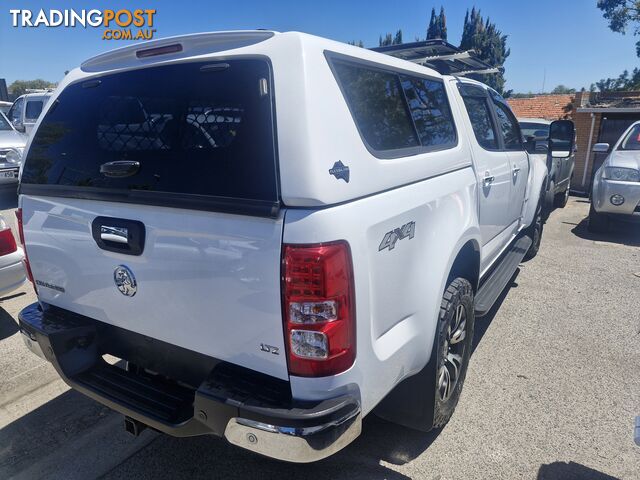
9, 9, 157, 40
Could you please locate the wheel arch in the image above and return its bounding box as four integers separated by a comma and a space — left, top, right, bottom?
447, 239, 481, 293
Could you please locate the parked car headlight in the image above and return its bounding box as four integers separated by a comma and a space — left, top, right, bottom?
604, 167, 640, 182
5, 147, 23, 165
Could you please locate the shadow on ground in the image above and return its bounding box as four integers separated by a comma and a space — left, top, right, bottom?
0, 272, 523, 479
0, 305, 18, 340
537, 461, 619, 480
571, 215, 640, 248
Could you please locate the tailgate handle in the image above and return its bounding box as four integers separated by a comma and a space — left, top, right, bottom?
92, 217, 145, 256
101, 226, 129, 244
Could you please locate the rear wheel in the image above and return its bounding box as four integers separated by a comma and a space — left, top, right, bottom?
524, 199, 543, 260
543, 180, 555, 220
588, 204, 609, 233
432, 277, 475, 428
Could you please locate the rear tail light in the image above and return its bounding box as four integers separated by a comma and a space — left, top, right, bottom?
0, 227, 17, 256
15, 208, 34, 284
282, 241, 355, 377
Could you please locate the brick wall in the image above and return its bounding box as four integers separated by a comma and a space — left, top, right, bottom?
572, 111, 601, 191
507, 94, 575, 120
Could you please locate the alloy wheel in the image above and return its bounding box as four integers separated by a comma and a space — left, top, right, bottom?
438, 304, 467, 401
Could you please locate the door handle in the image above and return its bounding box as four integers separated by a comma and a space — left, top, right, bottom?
483, 173, 495, 186
100, 161, 140, 178
513, 166, 520, 174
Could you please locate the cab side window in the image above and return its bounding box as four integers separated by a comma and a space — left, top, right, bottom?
25, 100, 44, 121
491, 97, 523, 151
458, 84, 498, 150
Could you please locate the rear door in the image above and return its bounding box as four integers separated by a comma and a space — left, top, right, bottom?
19, 59, 289, 380
457, 83, 512, 245
489, 94, 529, 225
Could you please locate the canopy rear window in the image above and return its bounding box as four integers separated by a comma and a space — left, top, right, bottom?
21, 59, 279, 216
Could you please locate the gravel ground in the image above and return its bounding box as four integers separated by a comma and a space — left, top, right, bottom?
0, 193, 638, 480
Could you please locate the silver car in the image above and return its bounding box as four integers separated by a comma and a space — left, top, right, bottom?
0, 112, 27, 185
589, 121, 640, 232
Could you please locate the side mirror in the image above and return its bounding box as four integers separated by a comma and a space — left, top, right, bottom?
548, 120, 575, 158
592, 143, 610, 153
13, 121, 25, 133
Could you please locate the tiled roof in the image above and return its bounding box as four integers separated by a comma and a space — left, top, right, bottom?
507, 94, 574, 120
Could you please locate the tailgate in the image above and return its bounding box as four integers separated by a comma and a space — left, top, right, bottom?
19, 57, 288, 379
21, 196, 288, 380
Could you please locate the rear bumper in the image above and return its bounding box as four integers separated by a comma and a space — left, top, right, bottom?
18, 302, 361, 463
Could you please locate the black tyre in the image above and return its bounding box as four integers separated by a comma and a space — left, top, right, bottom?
543, 181, 555, 220
432, 277, 475, 428
554, 178, 571, 208
588, 204, 609, 233
524, 199, 543, 261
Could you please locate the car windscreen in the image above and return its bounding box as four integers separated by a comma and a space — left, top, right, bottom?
618, 124, 640, 151
519, 122, 549, 139
21, 59, 279, 213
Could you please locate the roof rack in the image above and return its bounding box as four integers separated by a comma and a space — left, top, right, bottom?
370, 39, 502, 76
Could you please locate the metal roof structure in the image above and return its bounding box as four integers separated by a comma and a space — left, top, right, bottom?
371, 39, 501, 77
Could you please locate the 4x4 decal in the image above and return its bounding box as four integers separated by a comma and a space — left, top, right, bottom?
379, 221, 415, 251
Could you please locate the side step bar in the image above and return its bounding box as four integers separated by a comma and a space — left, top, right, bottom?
475, 235, 532, 316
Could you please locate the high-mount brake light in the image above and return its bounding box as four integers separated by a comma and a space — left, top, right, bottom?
136, 43, 183, 58
282, 241, 355, 377
15, 209, 34, 284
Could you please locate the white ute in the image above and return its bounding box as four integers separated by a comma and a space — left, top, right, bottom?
17, 31, 574, 462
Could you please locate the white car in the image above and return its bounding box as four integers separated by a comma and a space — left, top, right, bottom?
0, 112, 27, 185
15, 31, 573, 462
0, 214, 26, 297
6, 91, 53, 135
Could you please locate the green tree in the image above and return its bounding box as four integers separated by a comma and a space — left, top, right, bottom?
551, 85, 576, 94
595, 67, 640, 91
597, 0, 640, 56
348, 40, 364, 47
459, 8, 510, 94
379, 29, 403, 47
8, 79, 56, 97
427, 6, 447, 40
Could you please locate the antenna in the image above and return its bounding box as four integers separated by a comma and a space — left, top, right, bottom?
542, 68, 546, 93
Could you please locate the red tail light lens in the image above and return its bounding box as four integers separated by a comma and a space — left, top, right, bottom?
0, 227, 17, 256
282, 241, 355, 377
15, 208, 34, 283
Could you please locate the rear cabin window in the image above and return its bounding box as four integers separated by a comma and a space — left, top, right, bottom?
329, 57, 456, 156
21, 60, 278, 209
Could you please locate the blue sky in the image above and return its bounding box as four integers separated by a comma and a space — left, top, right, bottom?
1, 0, 638, 93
